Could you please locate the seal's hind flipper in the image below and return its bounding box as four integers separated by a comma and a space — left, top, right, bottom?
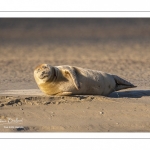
112, 75, 137, 91
64, 67, 80, 90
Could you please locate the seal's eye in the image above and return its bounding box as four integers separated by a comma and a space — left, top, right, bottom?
42, 66, 47, 69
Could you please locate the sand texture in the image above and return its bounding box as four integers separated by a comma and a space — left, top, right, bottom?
0, 18, 150, 132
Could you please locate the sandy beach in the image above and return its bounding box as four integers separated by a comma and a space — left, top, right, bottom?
0, 18, 150, 132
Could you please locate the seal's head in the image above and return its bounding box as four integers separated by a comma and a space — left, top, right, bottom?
34, 64, 55, 84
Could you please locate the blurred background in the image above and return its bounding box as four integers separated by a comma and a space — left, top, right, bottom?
0, 18, 150, 90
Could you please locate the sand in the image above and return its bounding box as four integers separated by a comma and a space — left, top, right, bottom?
0, 18, 150, 132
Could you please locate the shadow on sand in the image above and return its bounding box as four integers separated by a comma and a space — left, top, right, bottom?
108, 90, 150, 98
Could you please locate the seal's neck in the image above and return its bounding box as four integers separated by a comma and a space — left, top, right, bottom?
49, 67, 59, 82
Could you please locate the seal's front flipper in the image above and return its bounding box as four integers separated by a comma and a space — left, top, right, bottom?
64, 67, 80, 90
56, 92, 73, 96
113, 75, 137, 91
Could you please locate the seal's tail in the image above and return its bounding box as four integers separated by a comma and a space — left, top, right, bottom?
112, 75, 137, 91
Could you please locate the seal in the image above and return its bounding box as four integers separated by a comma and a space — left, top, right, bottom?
34, 64, 136, 96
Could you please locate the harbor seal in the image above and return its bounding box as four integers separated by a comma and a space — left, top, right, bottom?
34, 64, 136, 96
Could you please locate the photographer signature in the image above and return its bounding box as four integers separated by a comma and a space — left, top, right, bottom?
0, 118, 23, 125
